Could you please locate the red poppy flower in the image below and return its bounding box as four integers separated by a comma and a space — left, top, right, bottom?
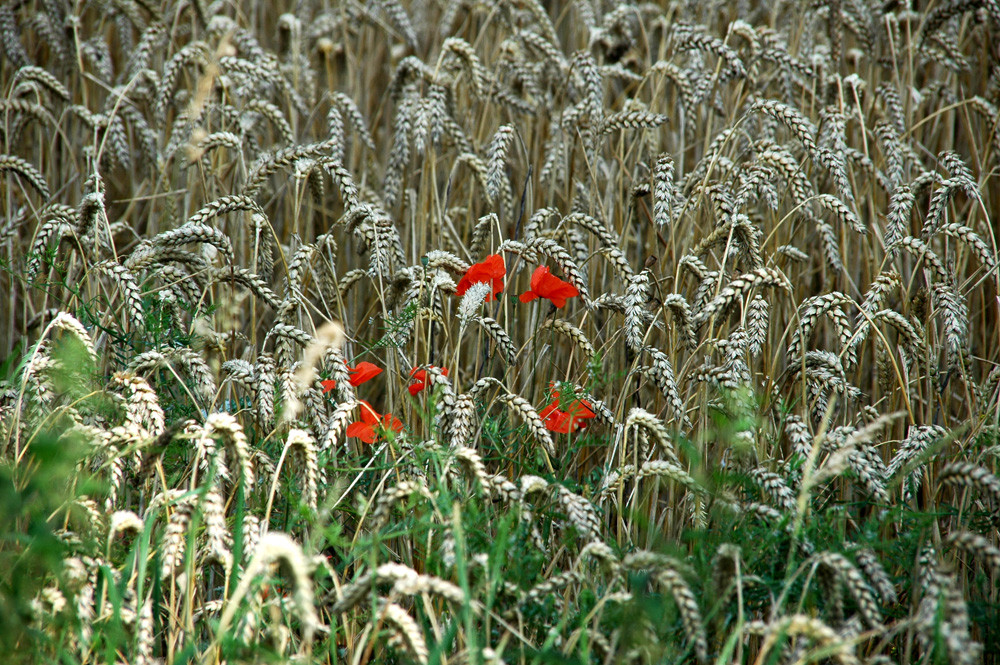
408, 366, 449, 396
346, 400, 403, 443
322, 361, 383, 392
348, 361, 382, 386
518, 266, 580, 308
539, 390, 596, 434
456, 254, 505, 301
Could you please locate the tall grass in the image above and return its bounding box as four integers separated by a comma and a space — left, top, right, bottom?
1, 0, 999, 663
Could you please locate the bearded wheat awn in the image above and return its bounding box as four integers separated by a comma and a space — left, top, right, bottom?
0, 153, 51, 199
693, 267, 791, 327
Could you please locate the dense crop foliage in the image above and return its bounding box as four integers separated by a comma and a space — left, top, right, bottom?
1, 0, 999, 663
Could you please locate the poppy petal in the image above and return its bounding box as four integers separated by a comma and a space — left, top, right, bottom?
486, 256, 505, 296
385, 414, 404, 432
358, 400, 381, 425
539, 402, 560, 420
552, 288, 577, 308
409, 366, 448, 396
321, 379, 337, 393
541, 391, 595, 433
455, 275, 474, 297
529, 266, 548, 289
484, 254, 505, 276
519, 290, 539, 303
541, 400, 573, 433
526, 266, 580, 308
349, 361, 382, 386
563, 279, 581, 294
549, 280, 580, 299
347, 422, 375, 443
564, 407, 594, 431
407, 368, 426, 396
456, 254, 506, 300
547, 410, 573, 434
540, 276, 578, 305
567, 400, 596, 419
535, 269, 562, 289
466, 264, 490, 282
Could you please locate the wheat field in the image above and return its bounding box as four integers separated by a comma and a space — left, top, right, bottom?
1, 0, 999, 663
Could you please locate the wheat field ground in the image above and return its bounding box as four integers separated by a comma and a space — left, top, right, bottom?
1, 0, 999, 663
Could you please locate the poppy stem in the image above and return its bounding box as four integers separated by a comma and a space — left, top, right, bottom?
512, 164, 532, 241
540, 445, 554, 473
